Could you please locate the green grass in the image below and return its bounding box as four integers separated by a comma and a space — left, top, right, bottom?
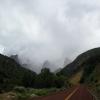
0, 87, 64, 100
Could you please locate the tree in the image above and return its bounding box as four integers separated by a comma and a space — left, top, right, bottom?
35, 68, 55, 88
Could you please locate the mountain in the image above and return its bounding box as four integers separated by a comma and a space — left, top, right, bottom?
59, 47, 100, 97
10, 54, 41, 73
10, 55, 20, 63
63, 58, 71, 66
60, 47, 100, 76
0, 54, 36, 92
59, 47, 100, 86
42, 60, 54, 69
42, 60, 58, 72
54, 68, 62, 73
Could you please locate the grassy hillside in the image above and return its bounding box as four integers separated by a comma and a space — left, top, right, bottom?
0, 54, 37, 92
60, 48, 100, 74
60, 47, 100, 81
59, 47, 100, 98
0, 52, 77, 93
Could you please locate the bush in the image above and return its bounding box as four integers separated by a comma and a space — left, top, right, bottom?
13, 86, 26, 93
96, 85, 100, 92
16, 93, 30, 100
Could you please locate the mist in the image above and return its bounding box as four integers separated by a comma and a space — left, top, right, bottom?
0, 0, 100, 71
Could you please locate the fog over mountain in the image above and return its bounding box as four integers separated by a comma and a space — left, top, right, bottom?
0, 0, 100, 71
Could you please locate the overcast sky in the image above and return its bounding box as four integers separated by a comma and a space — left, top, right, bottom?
0, 0, 100, 70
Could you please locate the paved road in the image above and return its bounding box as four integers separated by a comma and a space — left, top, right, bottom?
30, 85, 96, 100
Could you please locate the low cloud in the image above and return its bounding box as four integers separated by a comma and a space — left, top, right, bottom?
0, 0, 100, 71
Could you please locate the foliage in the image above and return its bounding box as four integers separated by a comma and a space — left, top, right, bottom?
34, 68, 69, 89
0, 54, 36, 92
0, 54, 70, 93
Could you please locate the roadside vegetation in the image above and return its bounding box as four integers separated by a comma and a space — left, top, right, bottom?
0, 87, 67, 100
0, 54, 71, 100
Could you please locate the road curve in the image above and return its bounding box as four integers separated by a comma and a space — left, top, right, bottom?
29, 85, 96, 100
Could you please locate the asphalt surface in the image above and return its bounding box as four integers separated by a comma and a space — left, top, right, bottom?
30, 85, 96, 100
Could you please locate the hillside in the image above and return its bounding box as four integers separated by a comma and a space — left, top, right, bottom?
59, 47, 100, 98
59, 47, 100, 83
0, 54, 37, 92
60, 47, 100, 77
0, 54, 69, 91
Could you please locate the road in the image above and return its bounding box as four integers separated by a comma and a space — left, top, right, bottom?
30, 85, 96, 100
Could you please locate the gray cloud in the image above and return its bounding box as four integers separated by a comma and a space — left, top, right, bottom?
0, 0, 100, 71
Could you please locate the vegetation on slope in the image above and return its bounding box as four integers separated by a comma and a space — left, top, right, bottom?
0, 54, 37, 92
59, 47, 100, 98
0, 53, 71, 100
0, 53, 70, 97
